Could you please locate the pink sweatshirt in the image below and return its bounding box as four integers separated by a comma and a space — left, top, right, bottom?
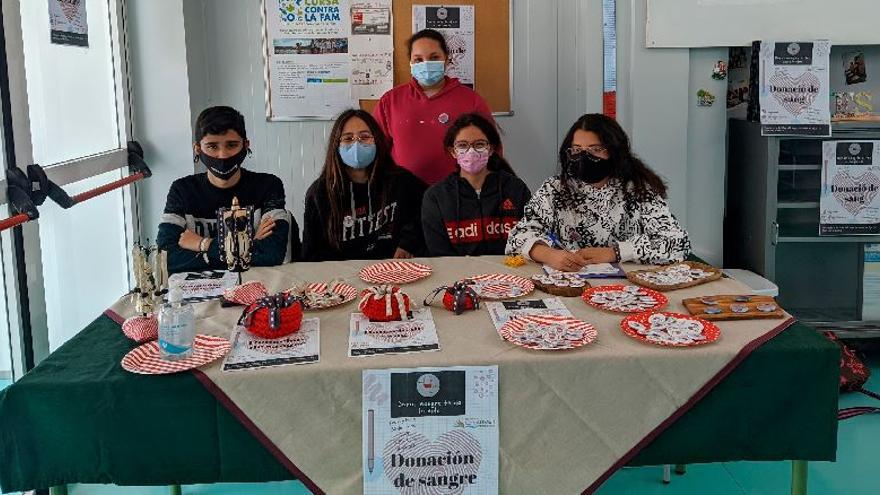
374, 77, 494, 185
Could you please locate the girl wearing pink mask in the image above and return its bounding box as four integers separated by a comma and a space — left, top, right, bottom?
421, 113, 531, 256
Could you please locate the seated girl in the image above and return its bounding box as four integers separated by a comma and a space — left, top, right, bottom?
421, 113, 530, 256
505, 114, 690, 271
302, 109, 426, 261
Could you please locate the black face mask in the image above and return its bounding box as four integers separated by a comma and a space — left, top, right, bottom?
199, 147, 248, 180
567, 154, 613, 184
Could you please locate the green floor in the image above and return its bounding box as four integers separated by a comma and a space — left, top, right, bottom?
3, 358, 879, 495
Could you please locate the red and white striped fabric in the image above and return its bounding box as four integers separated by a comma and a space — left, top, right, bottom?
302, 282, 358, 309
499, 314, 597, 350
121, 334, 231, 375
224, 281, 268, 306
465, 273, 534, 300
122, 315, 159, 343
359, 261, 432, 285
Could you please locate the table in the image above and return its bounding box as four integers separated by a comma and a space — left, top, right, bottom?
0, 257, 839, 494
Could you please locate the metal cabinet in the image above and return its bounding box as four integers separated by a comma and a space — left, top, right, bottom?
725, 119, 880, 327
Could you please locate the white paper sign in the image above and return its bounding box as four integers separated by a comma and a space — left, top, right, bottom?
168, 271, 239, 302
265, 0, 357, 118
759, 40, 831, 136
349, 308, 441, 357
412, 5, 475, 87
363, 366, 499, 495
350, 0, 394, 99
49, 0, 88, 47
485, 298, 573, 333
820, 141, 880, 235
223, 318, 321, 371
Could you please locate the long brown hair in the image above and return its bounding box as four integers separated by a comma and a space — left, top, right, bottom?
321, 109, 396, 250
559, 114, 668, 205
443, 113, 515, 175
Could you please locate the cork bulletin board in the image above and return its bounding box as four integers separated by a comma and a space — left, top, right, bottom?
361, 0, 512, 114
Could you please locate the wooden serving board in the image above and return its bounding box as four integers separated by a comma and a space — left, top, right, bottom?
627, 261, 722, 291
681, 294, 786, 321
534, 279, 591, 298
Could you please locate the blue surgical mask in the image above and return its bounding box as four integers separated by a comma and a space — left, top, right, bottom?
410, 61, 446, 87
338, 142, 377, 169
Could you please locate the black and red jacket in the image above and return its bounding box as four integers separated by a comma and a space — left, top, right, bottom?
421, 171, 531, 256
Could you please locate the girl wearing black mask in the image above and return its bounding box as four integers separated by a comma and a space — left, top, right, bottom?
157, 106, 299, 273
505, 114, 690, 271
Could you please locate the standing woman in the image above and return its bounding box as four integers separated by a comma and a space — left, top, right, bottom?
422, 113, 531, 256
506, 114, 690, 271
302, 109, 426, 261
374, 29, 494, 185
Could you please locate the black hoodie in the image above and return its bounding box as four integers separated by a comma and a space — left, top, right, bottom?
302, 167, 426, 261
421, 171, 531, 256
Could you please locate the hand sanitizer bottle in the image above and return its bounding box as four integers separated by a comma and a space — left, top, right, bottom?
158, 288, 195, 361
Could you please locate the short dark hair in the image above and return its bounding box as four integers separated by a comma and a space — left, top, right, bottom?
407, 29, 448, 58
193, 106, 247, 143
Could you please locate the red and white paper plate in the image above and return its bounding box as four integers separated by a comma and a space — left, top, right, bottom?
582, 285, 668, 313
465, 273, 534, 300
223, 281, 268, 306
359, 261, 433, 285
122, 314, 159, 343
121, 334, 231, 375
620, 312, 720, 347
298, 281, 358, 310
499, 314, 597, 350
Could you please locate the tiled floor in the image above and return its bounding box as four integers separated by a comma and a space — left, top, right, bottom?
5, 358, 880, 495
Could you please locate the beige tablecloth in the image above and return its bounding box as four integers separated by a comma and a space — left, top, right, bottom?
110, 256, 792, 494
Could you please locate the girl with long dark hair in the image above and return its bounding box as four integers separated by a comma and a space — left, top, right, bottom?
422, 113, 530, 256
302, 109, 426, 261
506, 114, 690, 270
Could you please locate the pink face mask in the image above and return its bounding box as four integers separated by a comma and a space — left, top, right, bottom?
457, 149, 490, 174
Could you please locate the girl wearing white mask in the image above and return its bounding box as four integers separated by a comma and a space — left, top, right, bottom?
374, 29, 495, 185
422, 113, 531, 257
302, 110, 426, 261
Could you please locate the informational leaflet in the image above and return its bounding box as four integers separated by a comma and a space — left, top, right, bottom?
363, 366, 499, 494
485, 298, 573, 332
49, 0, 88, 47
350, 0, 394, 99
820, 140, 880, 235
223, 318, 320, 371
759, 40, 831, 136
168, 271, 239, 302
266, 0, 357, 118
349, 308, 440, 357
412, 5, 475, 87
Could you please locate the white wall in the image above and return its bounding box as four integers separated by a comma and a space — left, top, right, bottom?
127, 0, 196, 242
617, 0, 726, 264
131, 0, 731, 265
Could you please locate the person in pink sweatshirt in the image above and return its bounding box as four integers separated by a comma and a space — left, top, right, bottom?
374, 29, 495, 185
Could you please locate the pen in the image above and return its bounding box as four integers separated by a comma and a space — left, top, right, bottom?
367, 409, 375, 474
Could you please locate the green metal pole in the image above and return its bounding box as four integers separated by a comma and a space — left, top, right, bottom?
49, 486, 69, 495
791, 460, 808, 495
170, 485, 183, 495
